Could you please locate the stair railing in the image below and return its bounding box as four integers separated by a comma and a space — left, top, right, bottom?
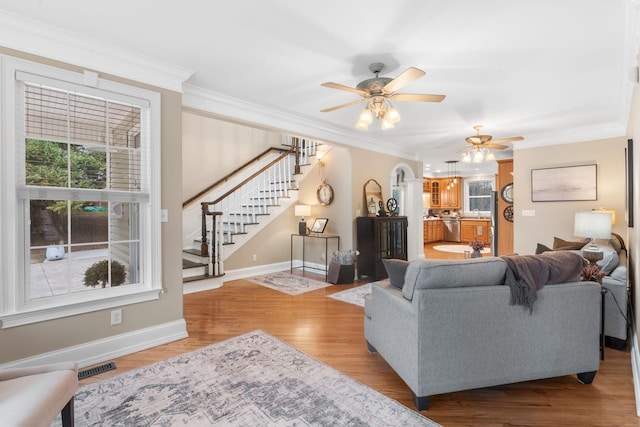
198, 137, 318, 277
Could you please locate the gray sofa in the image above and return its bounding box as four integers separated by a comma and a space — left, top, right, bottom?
537, 234, 629, 348
364, 257, 602, 410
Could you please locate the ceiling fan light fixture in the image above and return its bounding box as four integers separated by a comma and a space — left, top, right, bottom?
387, 106, 400, 124
473, 150, 484, 163
381, 118, 395, 130
358, 108, 373, 125
485, 150, 496, 161
356, 120, 369, 130
461, 151, 472, 162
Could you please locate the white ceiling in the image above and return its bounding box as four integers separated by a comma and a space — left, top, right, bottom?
0, 0, 637, 176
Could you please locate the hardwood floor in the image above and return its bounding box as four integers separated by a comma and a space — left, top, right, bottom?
81, 244, 639, 426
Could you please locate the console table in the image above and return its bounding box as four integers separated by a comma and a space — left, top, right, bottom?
290, 233, 340, 281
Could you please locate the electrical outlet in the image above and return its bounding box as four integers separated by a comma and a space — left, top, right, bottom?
110, 309, 122, 325
252, 254, 257, 262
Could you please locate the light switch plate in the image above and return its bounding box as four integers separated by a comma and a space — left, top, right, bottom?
161, 209, 168, 222
522, 209, 536, 217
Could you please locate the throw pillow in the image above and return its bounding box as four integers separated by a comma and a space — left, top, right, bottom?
382, 259, 409, 289
553, 236, 587, 251
595, 245, 619, 274
535, 243, 553, 254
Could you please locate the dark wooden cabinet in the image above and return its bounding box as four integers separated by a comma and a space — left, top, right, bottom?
356, 216, 408, 280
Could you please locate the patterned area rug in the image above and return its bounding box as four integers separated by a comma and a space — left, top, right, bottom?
246, 271, 332, 295
53, 330, 440, 426
328, 283, 371, 307
433, 244, 491, 254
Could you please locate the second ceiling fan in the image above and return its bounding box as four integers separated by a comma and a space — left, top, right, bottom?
461, 125, 524, 162
321, 62, 445, 130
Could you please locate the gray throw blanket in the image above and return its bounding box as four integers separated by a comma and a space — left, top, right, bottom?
501, 251, 587, 313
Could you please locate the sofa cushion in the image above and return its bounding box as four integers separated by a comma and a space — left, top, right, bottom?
401, 258, 507, 301
382, 259, 409, 289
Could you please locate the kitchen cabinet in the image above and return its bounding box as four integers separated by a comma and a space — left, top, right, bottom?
460, 220, 491, 244
440, 177, 461, 208
422, 178, 431, 192
427, 178, 461, 209
423, 220, 444, 243
430, 180, 440, 207
357, 216, 408, 280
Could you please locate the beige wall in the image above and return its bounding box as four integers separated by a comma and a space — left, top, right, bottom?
0, 48, 184, 364
182, 110, 282, 201
513, 137, 628, 256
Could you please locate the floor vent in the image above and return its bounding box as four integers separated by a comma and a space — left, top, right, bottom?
78, 362, 116, 380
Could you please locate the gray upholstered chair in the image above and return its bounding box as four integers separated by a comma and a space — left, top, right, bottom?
0, 361, 78, 427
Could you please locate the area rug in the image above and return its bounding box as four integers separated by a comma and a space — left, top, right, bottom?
53, 330, 440, 426
328, 283, 371, 307
433, 244, 491, 254
245, 271, 332, 295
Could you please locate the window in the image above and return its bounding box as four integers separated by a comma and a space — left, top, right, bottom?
1, 56, 162, 328
464, 176, 494, 214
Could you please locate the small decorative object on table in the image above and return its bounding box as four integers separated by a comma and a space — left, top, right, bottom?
469, 237, 485, 258
581, 263, 606, 284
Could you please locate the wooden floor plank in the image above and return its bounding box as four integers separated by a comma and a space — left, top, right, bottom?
81, 244, 639, 426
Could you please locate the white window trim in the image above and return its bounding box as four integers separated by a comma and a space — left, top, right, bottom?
463, 175, 495, 215
0, 55, 163, 329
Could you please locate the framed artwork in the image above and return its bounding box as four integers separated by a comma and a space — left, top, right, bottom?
310, 218, 328, 233
531, 164, 597, 202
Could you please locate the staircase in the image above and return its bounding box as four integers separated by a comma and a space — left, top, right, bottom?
182, 136, 321, 281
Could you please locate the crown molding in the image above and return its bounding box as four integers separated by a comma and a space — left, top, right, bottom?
0, 10, 193, 92
513, 122, 627, 150
182, 83, 417, 160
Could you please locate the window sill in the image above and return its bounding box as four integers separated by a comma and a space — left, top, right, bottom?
0, 288, 162, 329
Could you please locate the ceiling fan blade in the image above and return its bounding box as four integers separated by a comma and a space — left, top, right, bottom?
484, 143, 509, 150
320, 98, 366, 113
491, 136, 524, 144
382, 67, 425, 93
321, 82, 369, 97
390, 93, 446, 102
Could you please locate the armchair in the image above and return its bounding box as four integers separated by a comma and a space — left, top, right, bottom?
0, 361, 78, 427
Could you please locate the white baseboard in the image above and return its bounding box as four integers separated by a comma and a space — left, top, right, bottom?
183, 261, 293, 294
0, 319, 188, 369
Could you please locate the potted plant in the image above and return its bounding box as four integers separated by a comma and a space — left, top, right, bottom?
83, 259, 126, 288
469, 237, 485, 258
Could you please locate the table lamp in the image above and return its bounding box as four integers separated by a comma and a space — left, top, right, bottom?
295, 205, 311, 235
574, 211, 612, 264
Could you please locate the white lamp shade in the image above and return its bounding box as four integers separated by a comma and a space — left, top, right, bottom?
294, 205, 311, 218
574, 211, 612, 240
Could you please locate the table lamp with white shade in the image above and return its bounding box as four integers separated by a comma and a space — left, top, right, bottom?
295, 205, 311, 235
574, 211, 613, 264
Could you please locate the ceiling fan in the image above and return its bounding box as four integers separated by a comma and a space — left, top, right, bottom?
461, 125, 524, 162
320, 62, 445, 130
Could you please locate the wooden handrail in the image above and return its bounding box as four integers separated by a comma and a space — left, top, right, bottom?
206, 148, 294, 205
183, 146, 292, 207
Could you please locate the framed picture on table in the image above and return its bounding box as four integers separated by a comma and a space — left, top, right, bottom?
310, 218, 328, 234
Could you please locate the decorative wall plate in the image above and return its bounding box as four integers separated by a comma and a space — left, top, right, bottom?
386, 197, 398, 213
503, 205, 514, 222
501, 183, 513, 204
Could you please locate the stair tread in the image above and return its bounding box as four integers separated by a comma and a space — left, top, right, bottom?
183, 258, 206, 269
